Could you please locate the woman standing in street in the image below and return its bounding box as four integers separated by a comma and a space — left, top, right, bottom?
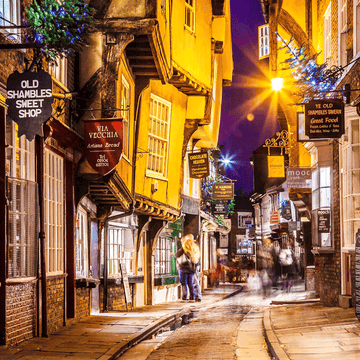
175, 234, 200, 301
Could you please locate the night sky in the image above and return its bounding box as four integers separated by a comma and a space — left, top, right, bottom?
218, 0, 280, 195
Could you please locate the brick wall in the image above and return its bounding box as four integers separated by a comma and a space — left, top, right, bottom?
76, 287, 90, 319
316, 141, 341, 306
6, 282, 37, 345
46, 277, 65, 334
100, 283, 134, 311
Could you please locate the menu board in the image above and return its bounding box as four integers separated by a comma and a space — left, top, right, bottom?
119, 261, 132, 311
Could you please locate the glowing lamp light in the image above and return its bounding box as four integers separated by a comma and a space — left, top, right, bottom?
271, 77, 284, 92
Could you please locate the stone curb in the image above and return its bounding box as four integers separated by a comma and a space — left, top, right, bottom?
270, 298, 320, 306
107, 286, 243, 360
263, 307, 290, 360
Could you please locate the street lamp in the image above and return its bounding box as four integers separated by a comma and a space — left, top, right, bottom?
271, 77, 284, 92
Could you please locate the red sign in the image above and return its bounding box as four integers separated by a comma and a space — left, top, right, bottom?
83, 118, 123, 176
270, 211, 280, 224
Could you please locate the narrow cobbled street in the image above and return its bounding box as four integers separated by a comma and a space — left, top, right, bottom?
121, 292, 273, 360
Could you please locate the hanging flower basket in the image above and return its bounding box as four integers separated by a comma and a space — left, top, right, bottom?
25, 0, 93, 60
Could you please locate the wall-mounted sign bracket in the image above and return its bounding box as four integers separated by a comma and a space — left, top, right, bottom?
263, 130, 290, 156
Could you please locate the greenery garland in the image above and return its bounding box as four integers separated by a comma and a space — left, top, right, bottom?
26, 0, 93, 60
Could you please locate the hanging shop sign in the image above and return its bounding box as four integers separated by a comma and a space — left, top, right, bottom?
6, 70, 53, 140
188, 151, 209, 179
318, 210, 331, 233
214, 202, 226, 215
288, 221, 301, 232
83, 118, 123, 176
305, 99, 344, 140
287, 168, 312, 188
212, 182, 234, 200
355, 229, 360, 321
268, 156, 285, 178
270, 211, 280, 224
281, 203, 292, 220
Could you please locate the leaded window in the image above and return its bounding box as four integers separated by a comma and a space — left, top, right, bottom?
147, 95, 171, 177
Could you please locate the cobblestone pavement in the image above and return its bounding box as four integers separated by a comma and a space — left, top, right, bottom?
122, 292, 273, 360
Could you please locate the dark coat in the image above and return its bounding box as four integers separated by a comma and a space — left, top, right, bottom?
175, 248, 197, 273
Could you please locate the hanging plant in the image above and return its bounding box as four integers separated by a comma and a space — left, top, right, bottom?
279, 36, 342, 103
25, 0, 94, 60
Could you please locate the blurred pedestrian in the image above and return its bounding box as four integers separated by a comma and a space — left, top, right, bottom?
279, 244, 297, 292
175, 234, 200, 301
260, 269, 272, 298
193, 262, 202, 302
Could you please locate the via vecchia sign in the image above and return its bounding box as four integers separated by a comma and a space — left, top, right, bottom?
83, 118, 123, 176
6, 70, 53, 140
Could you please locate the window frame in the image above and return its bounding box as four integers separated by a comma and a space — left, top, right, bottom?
107, 225, 134, 277
154, 236, 175, 276
44, 148, 64, 275
185, 0, 195, 33
324, 3, 332, 66
340, 110, 360, 250
75, 205, 88, 278
338, 0, 347, 67
5, 118, 38, 279
0, 0, 21, 42
120, 75, 130, 159
311, 166, 332, 248
146, 94, 171, 179
258, 24, 269, 59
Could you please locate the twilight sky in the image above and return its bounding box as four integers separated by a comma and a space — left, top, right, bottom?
218, 0, 280, 195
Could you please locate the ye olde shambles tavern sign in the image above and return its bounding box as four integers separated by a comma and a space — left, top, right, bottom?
188, 151, 209, 179
6, 70, 53, 140
84, 118, 123, 176
305, 99, 344, 139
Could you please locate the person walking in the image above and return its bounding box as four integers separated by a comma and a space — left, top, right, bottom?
279, 244, 297, 292
175, 234, 200, 301
193, 262, 202, 301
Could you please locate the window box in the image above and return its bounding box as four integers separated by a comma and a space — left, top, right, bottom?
76, 278, 100, 289
154, 275, 180, 287
101, 275, 144, 285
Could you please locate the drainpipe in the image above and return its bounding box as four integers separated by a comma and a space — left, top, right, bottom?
36, 134, 47, 337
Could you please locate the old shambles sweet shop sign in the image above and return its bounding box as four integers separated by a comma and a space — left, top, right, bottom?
6, 70, 53, 140
83, 118, 123, 176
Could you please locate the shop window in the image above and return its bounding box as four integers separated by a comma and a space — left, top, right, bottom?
155, 236, 176, 275
311, 167, 331, 247
120, 75, 130, 159
6, 119, 38, 278
0, 0, 21, 41
237, 213, 253, 228
44, 149, 64, 275
258, 24, 269, 59
341, 117, 360, 249
76, 206, 88, 278
146, 94, 171, 178
6, 120, 35, 181
185, 0, 195, 32
108, 226, 134, 276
